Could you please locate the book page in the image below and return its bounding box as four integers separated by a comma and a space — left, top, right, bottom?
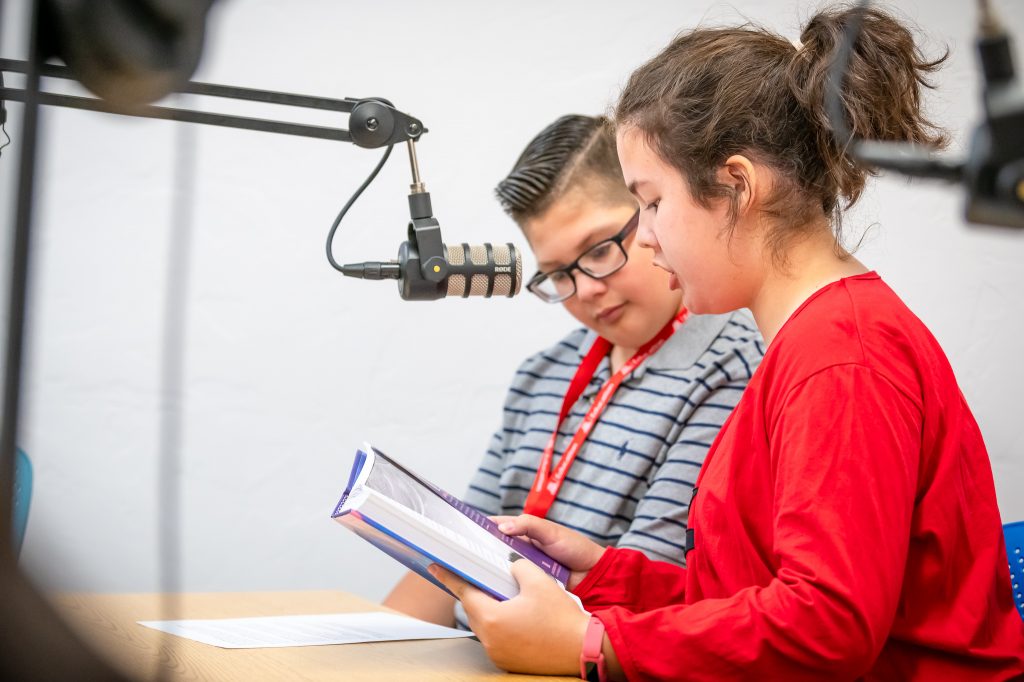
363, 452, 517, 560
371, 491, 518, 576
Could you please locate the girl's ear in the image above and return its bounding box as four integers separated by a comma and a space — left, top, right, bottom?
718, 155, 758, 220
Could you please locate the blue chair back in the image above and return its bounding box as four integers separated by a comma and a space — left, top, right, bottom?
12, 448, 32, 557
1006, 521, 1024, 620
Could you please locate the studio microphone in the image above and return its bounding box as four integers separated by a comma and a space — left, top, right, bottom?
341, 241, 522, 300
340, 190, 523, 300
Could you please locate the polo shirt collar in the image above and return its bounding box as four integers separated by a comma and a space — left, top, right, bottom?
575, 312, 733, 392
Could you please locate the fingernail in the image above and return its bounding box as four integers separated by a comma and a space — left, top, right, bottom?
498, 522, 512, 532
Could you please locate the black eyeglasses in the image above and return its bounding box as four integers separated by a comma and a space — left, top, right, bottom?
526, 209, 640, 303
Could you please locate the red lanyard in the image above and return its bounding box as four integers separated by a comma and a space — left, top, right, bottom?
522, 308, 690, 518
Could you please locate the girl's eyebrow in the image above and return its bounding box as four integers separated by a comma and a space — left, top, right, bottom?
627, 179, 650, 199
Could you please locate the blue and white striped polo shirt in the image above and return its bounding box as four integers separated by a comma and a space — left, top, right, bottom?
463, 309, 764, 565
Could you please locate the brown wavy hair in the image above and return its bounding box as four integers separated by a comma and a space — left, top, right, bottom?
615, 4, 948, 262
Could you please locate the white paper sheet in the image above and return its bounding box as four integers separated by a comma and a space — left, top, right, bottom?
137, 611, 475, 649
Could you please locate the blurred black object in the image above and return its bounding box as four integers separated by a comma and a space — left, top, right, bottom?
963, 0, 1024, 228
39, 0, 215, 109
0, 1, 214, 680
826, 0, 1024, 229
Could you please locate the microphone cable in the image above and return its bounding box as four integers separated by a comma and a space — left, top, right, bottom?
325, 144, 394, 273
0, 70, 10, 156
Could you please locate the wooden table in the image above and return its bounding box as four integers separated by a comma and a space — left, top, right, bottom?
54, 590, 578, 682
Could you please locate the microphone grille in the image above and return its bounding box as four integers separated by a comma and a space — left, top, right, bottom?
490, 244, 522, 297
493, 245, 512, 266
470, 274, 489, 296
493, 274, 513, 296
443, 243, 522, 297
447, 246, 466, 266
469, 245, 488, 266
447, 274, 467, 296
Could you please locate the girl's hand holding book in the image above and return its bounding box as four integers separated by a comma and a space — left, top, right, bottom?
428, 558, 590, 675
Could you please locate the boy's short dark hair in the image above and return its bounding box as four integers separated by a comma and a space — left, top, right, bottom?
495, 114, 633, 227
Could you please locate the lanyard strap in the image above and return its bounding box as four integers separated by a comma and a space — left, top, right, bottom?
522, 308, 690, 518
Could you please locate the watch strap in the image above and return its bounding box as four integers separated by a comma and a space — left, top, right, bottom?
580, 615, 607, 682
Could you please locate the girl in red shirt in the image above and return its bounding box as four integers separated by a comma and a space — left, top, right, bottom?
431, 5, 1024, 680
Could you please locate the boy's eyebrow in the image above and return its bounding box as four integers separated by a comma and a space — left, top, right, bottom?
537, 222, 624, 270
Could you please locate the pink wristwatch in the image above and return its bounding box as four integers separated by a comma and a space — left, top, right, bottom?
580, 615, 607, 682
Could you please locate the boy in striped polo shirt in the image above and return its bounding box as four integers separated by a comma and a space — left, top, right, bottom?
383, 114, 763, 626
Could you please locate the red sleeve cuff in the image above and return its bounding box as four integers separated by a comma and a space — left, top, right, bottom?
571, 546, 618, 602
593, 607, 643, 682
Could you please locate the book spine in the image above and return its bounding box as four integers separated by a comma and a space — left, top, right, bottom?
332, 450, 369, 517
430, 487, 571, 586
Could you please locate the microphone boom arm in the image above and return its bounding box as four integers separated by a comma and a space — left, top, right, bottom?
1, 56, 451, 296
0, 57, 426, 148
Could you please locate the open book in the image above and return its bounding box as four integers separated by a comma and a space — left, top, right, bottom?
332, 444, 569, 601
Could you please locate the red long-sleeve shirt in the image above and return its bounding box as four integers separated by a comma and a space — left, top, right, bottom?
573, 273, 1024, 681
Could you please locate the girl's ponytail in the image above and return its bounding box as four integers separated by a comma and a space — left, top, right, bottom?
787, 5, 949, 209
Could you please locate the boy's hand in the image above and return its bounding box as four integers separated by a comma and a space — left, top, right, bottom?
492, 514, 605, 590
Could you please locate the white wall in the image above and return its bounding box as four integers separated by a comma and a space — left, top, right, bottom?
1, 0, 1022, 602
